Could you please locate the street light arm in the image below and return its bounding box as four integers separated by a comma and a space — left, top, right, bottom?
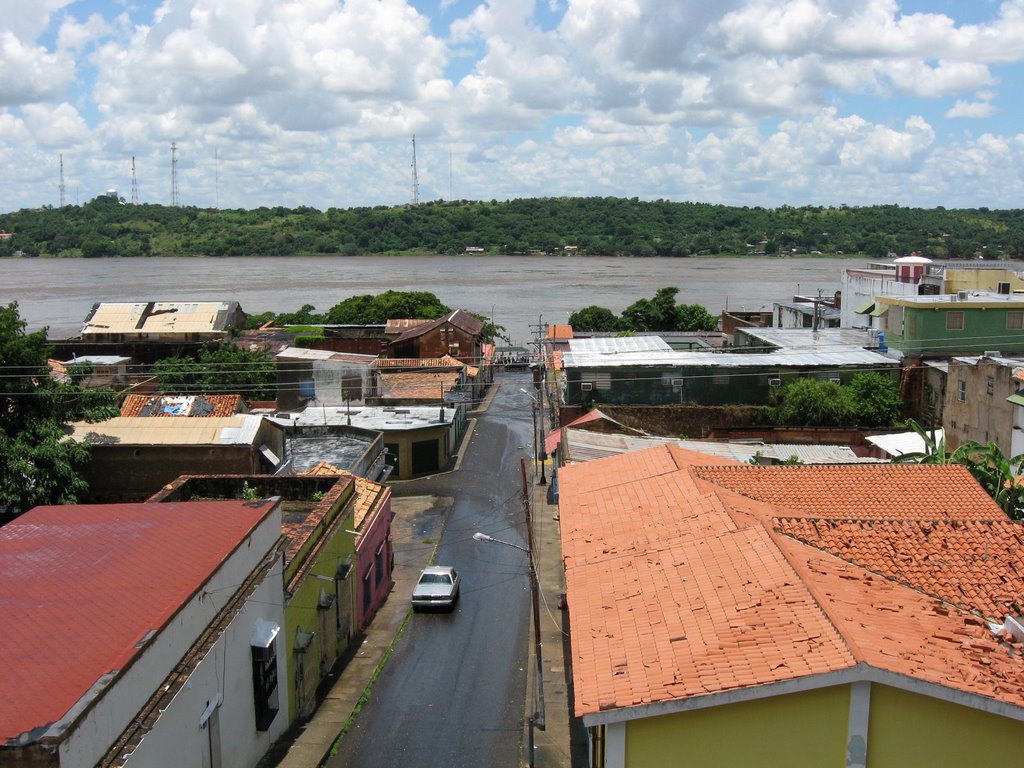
473, 531, 530, 555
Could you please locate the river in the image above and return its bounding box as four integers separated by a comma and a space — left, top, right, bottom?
0, 254, 852, 347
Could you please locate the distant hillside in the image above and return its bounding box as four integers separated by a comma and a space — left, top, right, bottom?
2, 196, 1023, 260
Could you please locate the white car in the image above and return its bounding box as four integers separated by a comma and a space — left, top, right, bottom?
412, 566, 461, 611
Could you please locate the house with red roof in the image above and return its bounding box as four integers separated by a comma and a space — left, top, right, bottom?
0, 500, 288, 768
149, 468, 393, 723
559, 446, 1024, 768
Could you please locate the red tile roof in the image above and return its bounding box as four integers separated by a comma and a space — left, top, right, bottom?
378, 371, 460, 400
120, 393, 244, 417
0, 500, 276, 743
559, 446, 1024, 721
775, 517, 1024, 619
692, 463, 1003, 520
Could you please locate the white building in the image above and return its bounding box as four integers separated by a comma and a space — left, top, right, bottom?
0, 500, 288, 768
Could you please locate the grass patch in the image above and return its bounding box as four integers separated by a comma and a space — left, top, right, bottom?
325, 609, 413, 761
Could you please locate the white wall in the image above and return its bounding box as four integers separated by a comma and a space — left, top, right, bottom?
58, 508, 285, 768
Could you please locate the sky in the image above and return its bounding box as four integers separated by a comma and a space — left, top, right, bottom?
2, 0, 1024, 212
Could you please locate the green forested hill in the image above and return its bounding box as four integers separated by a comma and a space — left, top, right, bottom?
2, 195, 1023, 259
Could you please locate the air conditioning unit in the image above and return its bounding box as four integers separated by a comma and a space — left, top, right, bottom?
984, 350, 1001, 357
580, 382, 593, 391
671, 378, 684, 386
957, 290, 969, 301
829, 377, 841, 384
768, 377, 782, 387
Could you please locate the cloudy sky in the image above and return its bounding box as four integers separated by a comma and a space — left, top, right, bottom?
2, 0, 1023, 212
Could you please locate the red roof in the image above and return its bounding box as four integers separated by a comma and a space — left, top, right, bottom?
0, 500, 276, 743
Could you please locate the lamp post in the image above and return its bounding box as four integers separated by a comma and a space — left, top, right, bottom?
519, 388, 547, 485
473, 532, 546, 767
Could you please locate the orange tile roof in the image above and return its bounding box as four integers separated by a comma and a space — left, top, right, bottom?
775, 517, 1024, 619
692, 464, 1003, 520
373, 355, 465, 369
560, 445, 1024, 721
378, 371, 460, 400
302, 462, 388, 529
781, 538, 1024, 708
120, 393, 244, 417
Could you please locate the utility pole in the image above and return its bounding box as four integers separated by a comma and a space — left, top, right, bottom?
59, 154, 66, 207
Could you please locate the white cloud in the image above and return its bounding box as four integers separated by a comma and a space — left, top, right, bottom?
4, 0, 1024, 211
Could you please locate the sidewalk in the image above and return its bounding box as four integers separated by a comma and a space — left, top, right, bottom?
267, 381, 577, 768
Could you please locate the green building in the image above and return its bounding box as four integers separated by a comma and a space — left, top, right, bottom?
876, 292, 1024, 356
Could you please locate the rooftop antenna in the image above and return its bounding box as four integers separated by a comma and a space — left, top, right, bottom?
449, 151, 453, 201
214, 147, 219, 210
130, 156, 139, 205
171, 142, 180, 207
411, 134, 419, 206
59, 154, 66, 207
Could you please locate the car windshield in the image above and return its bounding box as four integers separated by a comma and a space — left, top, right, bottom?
420, 573, 452, 585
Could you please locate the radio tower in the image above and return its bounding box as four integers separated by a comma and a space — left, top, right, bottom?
170, 142, 180, 207
410, 135, 419, 206
130, 156, 139, 205
59, 154, 66, 207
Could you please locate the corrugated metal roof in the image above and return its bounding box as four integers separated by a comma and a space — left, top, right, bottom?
0, 500, 277, 743
865, 429, 943, 457
275, 347, 378, 363
66, 415, 268, 446
564, 429, 877, 464
563, 347, 896, 368
568, 336, 672, 355
82, 301, 238, 335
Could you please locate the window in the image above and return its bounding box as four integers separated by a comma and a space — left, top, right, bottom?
1008, 311, 1023, 330
947, 311, 965, 331
957, 380, 967, 403
299, 379, 315, 398
987, 376, 995, 395
250, 625, 280, 732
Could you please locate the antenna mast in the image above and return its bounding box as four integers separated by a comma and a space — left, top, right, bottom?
59, 154, 66, 207
411, 135, 419, 206
171, 142, 180, 207
130, 156, 139, 205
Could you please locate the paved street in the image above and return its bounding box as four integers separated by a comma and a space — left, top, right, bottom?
326, 372, 539, 768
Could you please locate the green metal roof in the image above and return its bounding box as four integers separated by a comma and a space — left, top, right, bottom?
854, 300, 875, 314
1006, 393, 1024, 407
869, 304, 890, 317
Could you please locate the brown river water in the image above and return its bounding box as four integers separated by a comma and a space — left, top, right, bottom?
0, 254, 852, 347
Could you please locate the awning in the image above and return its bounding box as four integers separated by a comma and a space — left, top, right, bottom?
869, 304, 889, 317
259, 443, 281, 466
1007, 393, 1024, 407
854, 300, 875, 315
250, 619, 280, 649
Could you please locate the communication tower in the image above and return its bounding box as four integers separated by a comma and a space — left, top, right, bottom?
59, 154, 66, 207
411, 135, 419, 206
130, 156, 139, 205
170, 142, 180, 207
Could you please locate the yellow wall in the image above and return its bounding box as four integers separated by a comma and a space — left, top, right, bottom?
626, 686, 849, 768
945, 268, 1024, 293
867, 685, 1024, 768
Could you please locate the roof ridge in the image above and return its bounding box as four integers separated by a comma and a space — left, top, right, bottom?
763, 523, 868, 665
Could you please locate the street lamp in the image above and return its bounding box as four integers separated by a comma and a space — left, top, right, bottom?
473, 531, 546, 766
519, 388, 547, 486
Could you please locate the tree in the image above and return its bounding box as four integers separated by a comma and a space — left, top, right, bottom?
153, 344, 276, 400
771, 378, 855, 426
0, 302, 116, 513
847, 372, 902, 427
568, 305, 621, 332
323, 290, 449, 324
675, 303, 718, 332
